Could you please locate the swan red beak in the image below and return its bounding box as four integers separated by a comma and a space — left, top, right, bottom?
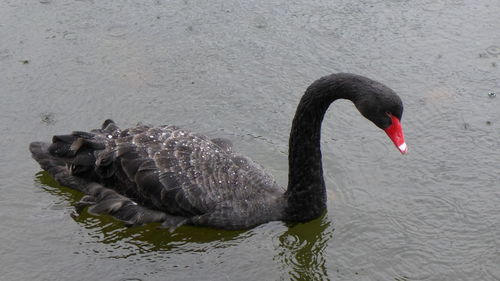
384, 114, 408, 154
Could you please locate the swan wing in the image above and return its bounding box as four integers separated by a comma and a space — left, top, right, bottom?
47, 120, 281, 220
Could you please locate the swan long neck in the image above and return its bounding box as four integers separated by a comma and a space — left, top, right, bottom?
285, 74, 359, 222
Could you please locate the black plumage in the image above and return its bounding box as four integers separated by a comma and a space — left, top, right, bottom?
29, 73, 405, 230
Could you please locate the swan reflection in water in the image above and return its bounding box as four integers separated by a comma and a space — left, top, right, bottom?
35, 170, 333, 280
276, 215, 333, 281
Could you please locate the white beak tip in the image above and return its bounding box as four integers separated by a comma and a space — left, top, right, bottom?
398, 142, 408, 154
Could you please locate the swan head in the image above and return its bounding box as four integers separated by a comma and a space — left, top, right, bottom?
351, 79, 408, 154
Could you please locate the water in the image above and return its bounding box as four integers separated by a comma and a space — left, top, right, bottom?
1, 0, 499, 280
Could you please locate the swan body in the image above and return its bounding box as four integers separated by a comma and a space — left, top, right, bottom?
30, 73, 406, 230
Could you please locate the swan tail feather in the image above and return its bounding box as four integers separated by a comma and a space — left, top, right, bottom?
82, 183, 168, 226
30, 137, 170, 227
29, 141, 88, 192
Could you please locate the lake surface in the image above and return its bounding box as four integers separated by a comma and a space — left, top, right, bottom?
1, 0, 499, 280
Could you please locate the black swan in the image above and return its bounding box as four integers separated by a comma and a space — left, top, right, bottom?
29, 73, 407, 230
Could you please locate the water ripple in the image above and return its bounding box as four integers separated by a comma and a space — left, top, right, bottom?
107, 24, 130, 38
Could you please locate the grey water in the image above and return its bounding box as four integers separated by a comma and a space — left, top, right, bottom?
1, 0, 499, 280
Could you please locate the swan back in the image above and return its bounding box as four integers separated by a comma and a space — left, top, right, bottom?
36, 120, 285, 229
